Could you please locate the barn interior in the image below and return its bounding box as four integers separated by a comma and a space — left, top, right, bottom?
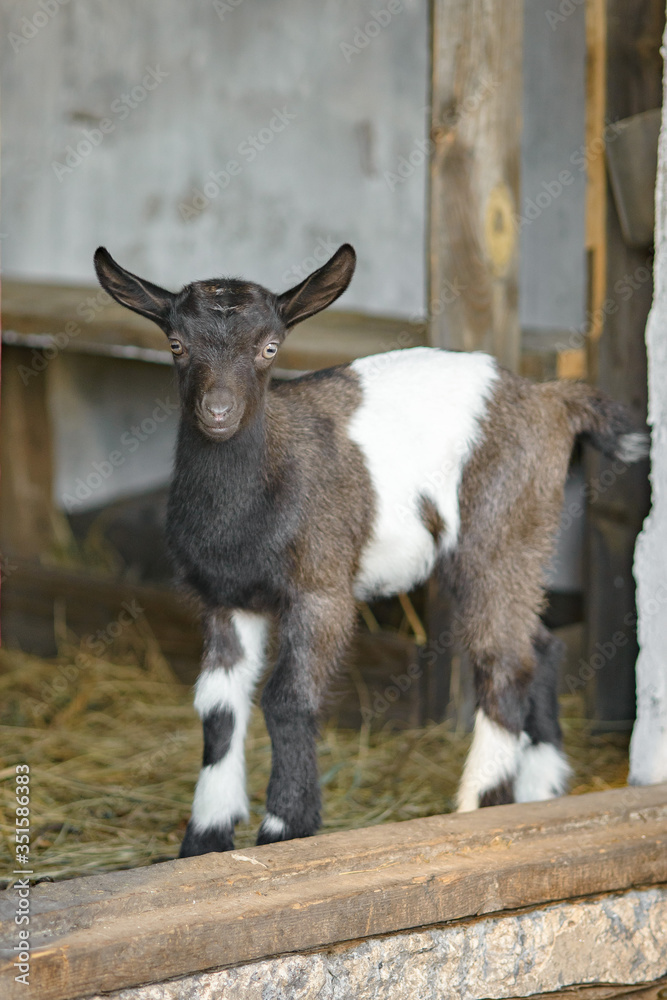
0, 0, 662, 882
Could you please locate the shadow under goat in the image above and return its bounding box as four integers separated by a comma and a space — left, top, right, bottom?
94, 244, 649, 858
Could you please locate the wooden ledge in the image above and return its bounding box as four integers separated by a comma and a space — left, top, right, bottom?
1, 784, 666, 1000
1, 279, 426, 371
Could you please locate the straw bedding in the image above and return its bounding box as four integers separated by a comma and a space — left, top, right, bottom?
0, 620, 629, 885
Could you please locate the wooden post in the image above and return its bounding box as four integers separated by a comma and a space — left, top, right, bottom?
425, 0, 523, 724
429, 0, 523, 371
584, 0, 663, 726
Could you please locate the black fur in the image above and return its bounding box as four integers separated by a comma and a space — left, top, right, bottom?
524, 627, 564, 748
179, 822, 235, 858
202, 707, 235, 767
479, 780, 514, 807
167, 419, 295, 612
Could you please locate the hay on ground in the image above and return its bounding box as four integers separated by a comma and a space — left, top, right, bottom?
0, 623, 629, 885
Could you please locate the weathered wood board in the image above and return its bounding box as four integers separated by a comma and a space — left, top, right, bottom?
1, 784, 665, 1000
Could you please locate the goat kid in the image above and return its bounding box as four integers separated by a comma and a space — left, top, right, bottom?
95, 244, 648, 858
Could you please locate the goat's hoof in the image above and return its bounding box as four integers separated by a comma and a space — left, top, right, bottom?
256, 812, 289, 845
179, 821, 234, 857
256, 812, 320, 846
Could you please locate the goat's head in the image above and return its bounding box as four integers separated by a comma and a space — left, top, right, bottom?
94, 245, 356, 441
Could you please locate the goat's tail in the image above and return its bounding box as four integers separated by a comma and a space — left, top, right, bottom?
559, 382, 649, 463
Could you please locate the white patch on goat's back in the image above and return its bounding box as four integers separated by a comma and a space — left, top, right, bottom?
348, 348, 498, 599
191, 611, 268, 831
456, 710, 526, 812
514, 741, 571, 803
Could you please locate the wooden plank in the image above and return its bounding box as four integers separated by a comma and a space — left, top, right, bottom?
1, 280, 166, 352
585, 0, 662, 724
1, 280, 426, 371
1, 784, 665, 1000
429, 0, 523, 370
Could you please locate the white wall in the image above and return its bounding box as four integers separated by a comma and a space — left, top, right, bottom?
1, 0, 428, 317
629, 21, 667, 785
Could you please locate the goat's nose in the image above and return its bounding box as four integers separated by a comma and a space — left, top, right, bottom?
206, 400, 231, 418
203, 391, 234, 421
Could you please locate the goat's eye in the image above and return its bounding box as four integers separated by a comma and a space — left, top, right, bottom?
170, 340, 184, 356
261, 342, 278, 360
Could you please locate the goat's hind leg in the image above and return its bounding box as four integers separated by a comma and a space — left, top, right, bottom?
180, 610, 268, 858
456, 621, 571, 811
515, 623, 571, 802
455, 591, 538, 811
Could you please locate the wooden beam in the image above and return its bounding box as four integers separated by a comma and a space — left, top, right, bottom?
1, 280, 427, 371
1, 784, 665, 1000
429, 0, 523, 370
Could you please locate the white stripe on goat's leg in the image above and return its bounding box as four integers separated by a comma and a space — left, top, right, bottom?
179, 610, 268, 858
456, 711, 528, 812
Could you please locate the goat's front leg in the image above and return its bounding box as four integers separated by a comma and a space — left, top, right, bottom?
180, 609, 268, 858
257, 592, 355, 845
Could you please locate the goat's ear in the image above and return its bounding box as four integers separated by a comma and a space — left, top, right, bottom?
277, 244, 356, 328
94, 247, 175, 325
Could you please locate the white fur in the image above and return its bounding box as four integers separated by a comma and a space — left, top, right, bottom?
514, 741, 571, 803
259, 813, 287, 838
191, 753, 249, 831
348, 348, 498, 600
617, 432, 649, 464
456, 710, 528, 812
190, 612, 268, 831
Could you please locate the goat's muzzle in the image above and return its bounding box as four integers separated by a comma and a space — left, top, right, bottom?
197, 389, 244, 441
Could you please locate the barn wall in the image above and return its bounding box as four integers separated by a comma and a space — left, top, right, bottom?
48, 355, 178, 512
1, 0, 429, 318
630, 15, 667, 784
3, 0, 585, 330
2, 1, 589, 526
